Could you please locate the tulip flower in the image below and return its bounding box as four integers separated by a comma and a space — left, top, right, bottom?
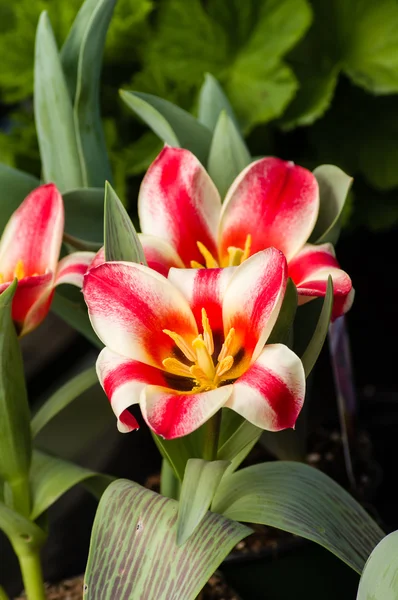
0, 184, 95, 336
83, 248, 305, 439
138, 147, 354, 319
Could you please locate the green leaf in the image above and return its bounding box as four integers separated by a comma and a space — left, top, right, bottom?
212, 461, 384, 574
63, 187, 104, 250
0, 164, 39, 234
152, 429, 203, 482
300, 277, 333, 377
120, 90, 212, 164
73, 0, 115, 187
0, 282, 31, 485
51, 286, 102, 348
34, 11, 83, 192
160, 458, 180, 500
30, 450, 113, 521
198, 73, 239, 131
356, 530, 398, 600
217, 419, 262, 468
84, 479, 251, 599
177, 459, 230, 545
267, 278, 298, 345
0, 500, 46, 555
31, 366, 98, 438
207, 111, 251, 198
310, 165, 353, 245
104, 181, 146, 263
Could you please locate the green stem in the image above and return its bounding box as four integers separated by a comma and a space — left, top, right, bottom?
9, 477, 31, 518
17, 551, 46, 600
202, 411, 222, 461
0, 585, 10, 600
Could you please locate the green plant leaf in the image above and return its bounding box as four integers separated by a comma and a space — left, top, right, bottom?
73, 0, 115, 187
120, 90, 212, 164
34, 11, 83, 192
0, 282, 31, 486
310, 165, 353, 245
177, 459, 230, 546
160, 458, 180, 500
152, 431, 202, 482
198, 73, 239, 131
30, 450, 113, 521
267, 278, 298, 345
31, 366, 98, 438
300, 277, 333, 377
207, 111, 251, 198
51, 286, 102, 348
104, 181, 146, 263
217, 420, 262, 468
63, 187, 104, 249
0, 500, 46, 555
84, 479, 251, 599
356, 530, 398, 600
0, 164, 39, 234
212, 461, 384, 574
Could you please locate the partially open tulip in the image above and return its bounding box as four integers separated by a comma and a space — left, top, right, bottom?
0, 184, 95, 336
138, 147, 354, 319
83, 248, 305, 439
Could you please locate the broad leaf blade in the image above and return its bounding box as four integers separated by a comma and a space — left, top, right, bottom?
217, 420, 262, 468
84, 479, 251, 599
104, 181, 146, 263
34, 12, 83, 192
310, 165, 353, 245
356, 530, 398, 600
0, 282, 31, 484
120, 90, 212, 164
30, 450, 113, 520
212, 461, 384, 574
198, 73, 239, 131
63, 187, 104, 249
207, 111, 251, 197
74, 0, 115, 187
177, 459, 230, 545
31, 366, 98, 438
301, 276, 333, 377
0, 500, 46, 554
0, 164, 39, 234
152, 431, 202, 482
267, 278, 298, 346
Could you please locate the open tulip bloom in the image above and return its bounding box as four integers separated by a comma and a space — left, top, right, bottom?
83, 248, 305, 439
0, 183, 95, 335
138, 146, 354, 319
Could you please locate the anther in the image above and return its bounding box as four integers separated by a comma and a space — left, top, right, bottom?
163, 329, 197, 362
201, 308, 214, 355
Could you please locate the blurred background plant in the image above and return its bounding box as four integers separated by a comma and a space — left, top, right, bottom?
1, 0, 398, 229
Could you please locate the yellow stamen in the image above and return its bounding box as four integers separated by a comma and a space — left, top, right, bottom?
197, 241, 219, 268
218, 328, 235, 362
226, 234, 252, 267
190, 260, 205, 269
201, 308, 214, 355
192, 335, 215, 380
215, 356, 234, 378
0, 273, 3, 284
163, 329, 196, 362
13, 259, 25, 281
162, 357, 193, 378
241, 234, 252, 263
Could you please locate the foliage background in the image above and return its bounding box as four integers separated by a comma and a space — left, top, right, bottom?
1, 0, 398, 230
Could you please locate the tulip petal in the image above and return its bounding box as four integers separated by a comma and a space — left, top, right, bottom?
226, 344, 305, 431
0, 184, 64, 278
90, 247, 105, 269
168, 267, 235, 335
139, 234, 185, 277
219, 157, 319, 264
55, 251, 96, 288
141, 384, 233, 439
83, 262, 198, 367
138, 146, 221, 266
222, 248, 287, 368
97, 347, 168, 433
288, 243, 354, 319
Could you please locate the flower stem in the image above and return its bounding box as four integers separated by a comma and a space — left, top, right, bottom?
9, 477, 31, 518
17, 551, 46, 600
0, 585, 10, 600
203, 411, 222, 461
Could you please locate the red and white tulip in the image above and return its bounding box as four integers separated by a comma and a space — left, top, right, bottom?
83, 248, 305, 439
0, 184, 95, 336
138, 147, 354, 319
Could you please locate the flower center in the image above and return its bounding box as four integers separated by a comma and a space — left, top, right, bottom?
162, 308, 235, 392
0, 259, 26, 284
190, 235, 252, 269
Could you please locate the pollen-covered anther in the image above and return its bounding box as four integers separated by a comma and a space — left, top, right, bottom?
162, 357, 192, 378
13, 259, 26, 281
215, 355, 234, 378
218, 328, 235, 362
190, 241, 219, 269
163, 329, 196, 362
201, 307, 214, 354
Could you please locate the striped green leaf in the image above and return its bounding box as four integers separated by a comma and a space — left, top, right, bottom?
0, 164, 39, 234
356, 530, 398, 600
177, 459, 230, 545
34, 12, 83, 192
85, 479, 251, 599
30, 450, 113, 520
198, 73, 239, 132
212, 461, 384, 574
